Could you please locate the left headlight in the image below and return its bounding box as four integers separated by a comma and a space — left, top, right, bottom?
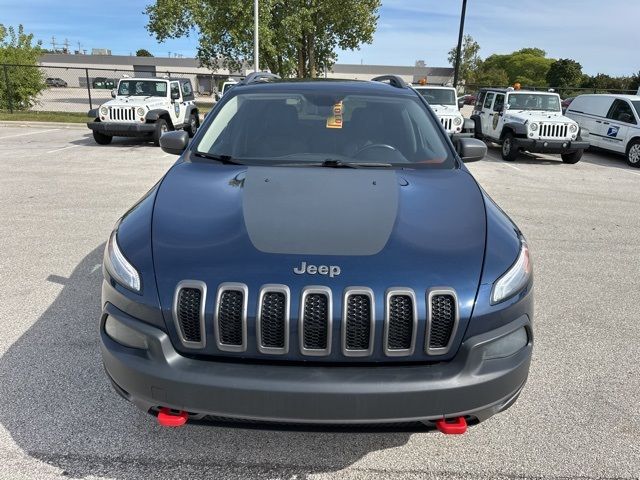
569, 123, 578, 133
453, 116, 463, 126
136, 107, 146, 117
491, 237, 531, 304
104, 229, 141, 293
100, 106, 108, 116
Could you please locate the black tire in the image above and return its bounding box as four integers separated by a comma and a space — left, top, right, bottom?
153, 118, 169, 146
92, 130, 112, 145
561, 150, 583, 164
472, 117, 483, 139
185, 113, 198, 138
626, 139, 640, 168
501, 132, 519, 161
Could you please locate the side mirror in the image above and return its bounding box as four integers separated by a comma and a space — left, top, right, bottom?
111, 89, 116, 98
159, 130, 189, 155
171, 90, 180, 101
456, 137, 486, 163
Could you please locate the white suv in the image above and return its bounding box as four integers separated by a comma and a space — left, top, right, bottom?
565, 94, 640, 167
471, 88, 588, 163
413, 85, 465, 135
87, 77, 199, 145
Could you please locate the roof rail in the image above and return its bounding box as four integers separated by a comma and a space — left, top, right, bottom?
239, 71, 281, 85
371, 75, 407, 89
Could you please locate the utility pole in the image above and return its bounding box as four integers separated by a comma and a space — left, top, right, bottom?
51, 36, 57, 52
63, 38, 70, 54
452, 0, 468, 87
254, 0, 259, 72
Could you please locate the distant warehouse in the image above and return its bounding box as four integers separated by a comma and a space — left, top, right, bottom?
39, 53, 454, 94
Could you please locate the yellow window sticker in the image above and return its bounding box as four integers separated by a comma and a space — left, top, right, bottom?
326, 101, 344, 129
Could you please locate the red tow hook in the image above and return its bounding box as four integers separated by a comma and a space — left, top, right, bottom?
157, 408, 189, 427
435, 416, 467, 434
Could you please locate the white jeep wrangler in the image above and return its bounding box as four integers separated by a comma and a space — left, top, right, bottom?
412, 85, 466, 135
87, 77, 199, 145
471, 88, 589, 163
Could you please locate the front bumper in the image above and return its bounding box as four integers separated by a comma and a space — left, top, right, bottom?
513, 138, 588, 154
87, 121, 155, 137
101, 303, 532, 425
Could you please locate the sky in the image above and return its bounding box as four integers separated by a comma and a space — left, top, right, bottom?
1, 0, 638, 76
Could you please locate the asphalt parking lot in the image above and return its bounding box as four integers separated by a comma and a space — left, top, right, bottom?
0, 124, 638, 480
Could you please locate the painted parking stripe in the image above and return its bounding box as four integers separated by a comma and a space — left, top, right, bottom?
0, 128, 59, 139
46, 144, 81, 154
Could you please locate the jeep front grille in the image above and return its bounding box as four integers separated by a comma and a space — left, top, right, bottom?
300, 287, 332, 355
109, 106, 136, 122
384, 289, 417, 356
539, 123, 568, 139
426, 289, 459, 355
172, 281, 206, 349
215, 283, 248, 352
257, 285, 290, 354
440, 117, 453, 131
343, 288, 374, 356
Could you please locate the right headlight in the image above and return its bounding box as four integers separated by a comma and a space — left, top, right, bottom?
529, 122, 538, 132
453, 116, 463, 126
104, 229, 141, 293
491, 237, 531, 304
100, 106, 109, 116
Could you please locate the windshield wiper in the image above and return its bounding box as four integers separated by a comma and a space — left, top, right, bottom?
320, 159, 392, 168
193, 152, 244, 165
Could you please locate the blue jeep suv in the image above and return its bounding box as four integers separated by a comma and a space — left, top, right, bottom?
100, 74, 533, 432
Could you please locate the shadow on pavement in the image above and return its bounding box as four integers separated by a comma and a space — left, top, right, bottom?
0, 245, 412, 479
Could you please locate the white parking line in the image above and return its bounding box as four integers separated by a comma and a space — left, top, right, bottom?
0, 128, 59, 139
502, 162, 522, 171
46, 144, 81, 154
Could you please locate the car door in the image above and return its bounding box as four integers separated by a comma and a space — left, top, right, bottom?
601, 99, 637, 153
480, 92, 495, 137
487, 93, 506, 139
169, 81, 183, 126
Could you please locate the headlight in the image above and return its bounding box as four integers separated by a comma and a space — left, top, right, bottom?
137, 107, 146, 117
104, 229, 141, 293
491, 238, 531, 304
529, 122, 538, 132
453, 116, 463, 126
569, 123, 578, 133
100, 106, 108, 116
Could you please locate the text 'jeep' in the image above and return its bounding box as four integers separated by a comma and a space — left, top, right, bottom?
87, 77, 200, 145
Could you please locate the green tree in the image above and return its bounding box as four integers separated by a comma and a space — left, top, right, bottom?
136, 48, 154, 57
479, 48, 554, 87
0, 24, 45, 111
144, 0, 381, 78
546, 59, 582, 88
447, 34, 480, 84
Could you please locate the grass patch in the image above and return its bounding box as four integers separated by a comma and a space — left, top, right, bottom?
0, 110, 88, 123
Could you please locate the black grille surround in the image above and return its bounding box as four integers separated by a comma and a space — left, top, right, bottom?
299, 286, 332, 356
172, 281, 206, 349
214, 283, 248, 352
256, 285, 290, 354
384, 289, 418, 356
426, 289, 459, 355
342, 288, 375, 356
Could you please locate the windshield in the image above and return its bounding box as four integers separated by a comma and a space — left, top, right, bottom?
221, 83, 236, 95
416, 88, 456, 106
632, 101, 640, 118
194, 91, 453, 168
117, 80, 168, 97
507, 93, 561, 112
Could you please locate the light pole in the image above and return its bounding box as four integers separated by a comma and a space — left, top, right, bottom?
254, 0, 259, 72
452, 0, 468, 88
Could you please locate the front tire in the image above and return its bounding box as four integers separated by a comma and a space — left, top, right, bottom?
561, 150, 583, 164
501, 132, 519, 161
153, 119, 169, 146
185, 113, 198, 138
626, 139, 640, 168
92, 130, 112, 145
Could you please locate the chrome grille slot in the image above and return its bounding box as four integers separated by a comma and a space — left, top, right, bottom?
540, 123, 568, 139
440, 117, 453, 131
257, 285, 290, 354
109, 106, 135, 122
342, 287, 374, 357
426, 288, 459, 355
300, 286, 332, 356
214, 283, 248, 352
384, 289, 417, 356
172, 280, 206, 349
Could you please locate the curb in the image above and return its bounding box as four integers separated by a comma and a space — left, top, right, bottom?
0, 120, 87, 129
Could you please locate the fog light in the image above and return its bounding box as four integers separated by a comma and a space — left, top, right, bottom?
484, 327, 528, 359
543, 142, 549, 147
105, 315, 148, 349
562, 143, 568, 148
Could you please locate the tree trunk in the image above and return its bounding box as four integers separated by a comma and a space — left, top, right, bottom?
307, 34, 316, 78
297, 36, 307, 78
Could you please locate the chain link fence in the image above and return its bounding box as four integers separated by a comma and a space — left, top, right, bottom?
462, 84, 638, 101
0, 64, 227, 115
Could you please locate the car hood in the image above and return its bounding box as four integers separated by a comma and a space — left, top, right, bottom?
505, 110, 576, 123
430, 104, 461, 116
103, 97, 167, 108
151, 160, 487, 360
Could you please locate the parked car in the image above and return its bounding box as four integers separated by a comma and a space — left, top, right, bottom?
565, 94, 640, 167
100, 73, 534, 432
412, 85, 465, 135
92, 77, 116, 89
561, 97, 575, 113
214, 80, 238, 101
459, 94, 477, 106
45, 77, 67, 87
471, 88, 588, 163
87, 77, 199, 145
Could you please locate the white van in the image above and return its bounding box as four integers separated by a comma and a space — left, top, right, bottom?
565, 95, 640, 167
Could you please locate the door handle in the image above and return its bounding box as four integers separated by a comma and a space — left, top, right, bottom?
603, 122, 610, 125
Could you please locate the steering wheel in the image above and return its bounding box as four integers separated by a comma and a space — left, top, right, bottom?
354, 143, 398, 157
